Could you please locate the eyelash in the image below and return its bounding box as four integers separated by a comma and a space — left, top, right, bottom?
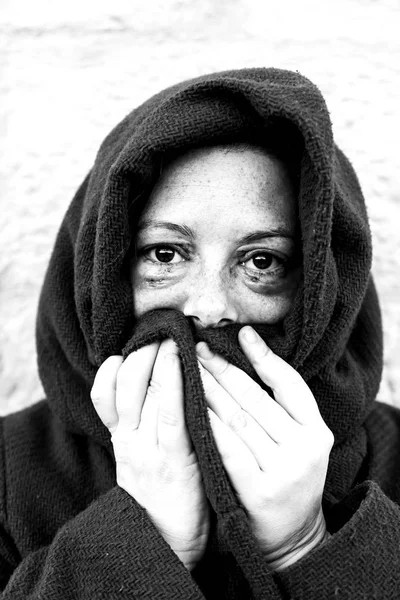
138, 244, 289, 280
140, 244, 189, 264
239, 250, 288, 279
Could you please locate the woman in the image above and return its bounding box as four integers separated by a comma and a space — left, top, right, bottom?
1, 68, 400, 598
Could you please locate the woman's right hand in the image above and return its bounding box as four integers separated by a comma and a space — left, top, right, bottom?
90, 339, 210, 571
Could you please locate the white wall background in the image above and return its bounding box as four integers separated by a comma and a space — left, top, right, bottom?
1, 0, 399, 414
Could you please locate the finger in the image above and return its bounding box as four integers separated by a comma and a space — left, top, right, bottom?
200, 364, 278, 466
238, 327, 321, 425
150, 340, 192, 459
115, 342, 160, 432
197, 343, 297, 443
136, 341, 180, 448
135, 354, 160, 449
91, 355, 123, 435
208, 409, 260, 495
197, 341, 261, 403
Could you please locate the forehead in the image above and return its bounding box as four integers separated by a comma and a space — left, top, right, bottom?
141, 145, 297, 227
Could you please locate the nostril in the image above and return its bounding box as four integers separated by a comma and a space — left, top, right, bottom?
188, 316, 236, 331
217, 318, 236, 327
182, 284, 238, 328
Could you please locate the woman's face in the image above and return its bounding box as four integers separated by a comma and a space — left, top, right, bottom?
132, 145, 301, 329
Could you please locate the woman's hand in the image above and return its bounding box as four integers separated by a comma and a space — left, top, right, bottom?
91, 340, 210, 571
197, 326, 334, 571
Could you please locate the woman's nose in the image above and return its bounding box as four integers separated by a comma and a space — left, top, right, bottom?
182, 270, 238, 329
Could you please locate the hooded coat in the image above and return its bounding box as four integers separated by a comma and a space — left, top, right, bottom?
1, 68, 400, 599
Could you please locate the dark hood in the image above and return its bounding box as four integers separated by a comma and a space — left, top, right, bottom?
36, 67, 382, 505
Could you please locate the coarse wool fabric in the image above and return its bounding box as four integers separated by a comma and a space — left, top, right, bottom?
37, 67, 382, 504
2, 67, 400, 598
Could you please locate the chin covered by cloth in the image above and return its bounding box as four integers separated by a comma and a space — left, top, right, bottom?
1, 68, 400, 599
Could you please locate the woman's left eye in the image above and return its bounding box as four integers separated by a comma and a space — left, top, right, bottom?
242, 252, 285, 273
146, 246, 185, 264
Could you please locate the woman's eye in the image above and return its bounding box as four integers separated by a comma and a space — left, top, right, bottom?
243, 252, 283, 272
147, 246, 184, 264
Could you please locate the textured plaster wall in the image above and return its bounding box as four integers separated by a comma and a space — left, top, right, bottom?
1, 0, 400, 414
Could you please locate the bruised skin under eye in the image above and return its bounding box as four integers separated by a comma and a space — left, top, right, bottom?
140, 260, 177, 287
138, 249, 294, 287
131, 146, 301, 326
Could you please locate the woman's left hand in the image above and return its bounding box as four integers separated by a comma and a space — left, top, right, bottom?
196, 325, 334, 571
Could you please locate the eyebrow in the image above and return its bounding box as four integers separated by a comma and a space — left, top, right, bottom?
138, 221, 296, 242
138, 221, 195, 239
238, 229, 296, 243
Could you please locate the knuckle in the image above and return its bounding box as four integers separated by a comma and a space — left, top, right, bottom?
323, 427, 335, 450
90, 387, 103, 405
111, 428, 124, 445
116, 468, 128, 490
154, 459, 174, 483
146, 378, 163, 400
214, 358, 231, 378
314, 421, 334, 442
304, 425, 334, 459
158, 409, 180, 427
251, 345, 275, 374
102, 415, 118, 432
90, 389, 117, 432
227, 409, 247, 432
112, 438, 131, 464
253, 390, 268, 410
91, 356, 122, 404
253, 344, 272, 364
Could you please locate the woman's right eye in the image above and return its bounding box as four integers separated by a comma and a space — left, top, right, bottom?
145, 246, 185, 264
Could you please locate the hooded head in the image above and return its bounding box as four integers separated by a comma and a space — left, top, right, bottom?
36, 68, 382, 506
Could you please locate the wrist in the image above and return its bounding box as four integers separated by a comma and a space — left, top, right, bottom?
174, 547, 204, 572
159, 528, 209, 572
265, 514, 330, 572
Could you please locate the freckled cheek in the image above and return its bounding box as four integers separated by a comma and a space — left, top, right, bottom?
235, 292, 292, 324
236, 275, 300, 324
132, 276, 188, 318
261, 278, 300, 323
262, 296, 294, 323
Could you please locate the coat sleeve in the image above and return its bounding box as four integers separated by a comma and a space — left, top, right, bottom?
0, 486, 205, 600
272, 480, 400, 599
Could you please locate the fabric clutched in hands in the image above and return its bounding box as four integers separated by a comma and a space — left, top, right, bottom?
36, 67, 383, 592
122, 309, 274, 593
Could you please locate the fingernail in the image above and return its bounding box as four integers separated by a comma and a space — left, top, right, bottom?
241, 326, 259, 344
196, 342, 214, 360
